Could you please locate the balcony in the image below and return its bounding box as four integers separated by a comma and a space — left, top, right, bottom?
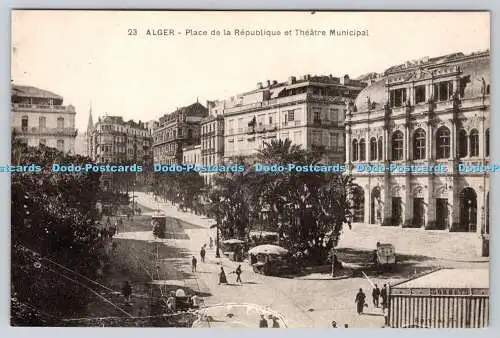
12, 103, 76, 113
13, 126, 77, 137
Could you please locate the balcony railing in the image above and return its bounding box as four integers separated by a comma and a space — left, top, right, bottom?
12, 103, 76, 113
13, 126, 77, 136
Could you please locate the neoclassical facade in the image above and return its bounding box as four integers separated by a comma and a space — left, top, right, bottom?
345, 51, 490, 234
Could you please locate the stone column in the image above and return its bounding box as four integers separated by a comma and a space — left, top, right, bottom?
382, 174, 392, 226
346, 126, 352, 172
479, 116, 485, 158
364, 183, 371, 224
449, 178, 460, 232
476, 185, 485, 235
426, 123, 433, 160
467, 131, 471, 158
425, 177, 436, 229
403, 176, 413, 227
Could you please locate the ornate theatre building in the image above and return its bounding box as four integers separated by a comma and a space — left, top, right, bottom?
345, 51, 490, 234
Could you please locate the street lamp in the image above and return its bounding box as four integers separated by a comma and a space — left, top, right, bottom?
215, 222, 220, 258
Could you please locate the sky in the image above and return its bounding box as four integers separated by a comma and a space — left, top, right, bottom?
11, 11, 490, 131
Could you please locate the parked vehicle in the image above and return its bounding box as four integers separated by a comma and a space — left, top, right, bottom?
374, 243, 396, 266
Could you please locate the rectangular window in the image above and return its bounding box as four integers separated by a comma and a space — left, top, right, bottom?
390, 88, 407, 107
330, 108, 339, 121
39, 117, 46, 129
57, 140, 64, 151
288, 110, 295, 121
294, 131, 301, 144
415, 85, 426, 104
434, 81, 453, 102
313, 111, 321, 123
57, 117, 64, 129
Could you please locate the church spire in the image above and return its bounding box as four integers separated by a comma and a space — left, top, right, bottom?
87, 101, 94, 131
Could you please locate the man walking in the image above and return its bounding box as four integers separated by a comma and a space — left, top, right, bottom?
355, 288, 366, 315
259, 314, 268, 328
381, 284, 388, 309
234, 264, 242, 283
192, 256, 197, 272
372, 284, 381, 308
121, 281, 132, 303
200, 246, 206, 263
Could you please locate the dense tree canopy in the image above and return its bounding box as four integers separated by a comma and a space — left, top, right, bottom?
209, 139, 353, 264
11, 141, 108, 324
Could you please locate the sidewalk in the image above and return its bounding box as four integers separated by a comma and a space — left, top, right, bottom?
337, 223, 489, 263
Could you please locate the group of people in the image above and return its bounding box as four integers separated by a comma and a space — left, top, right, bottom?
354, 284, 389, 315
166, 288, 202, 313
259, 314, 280, 328
100, 216, 124, 239
353, 284, 390, 327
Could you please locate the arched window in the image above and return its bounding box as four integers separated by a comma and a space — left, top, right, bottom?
359, 139, 366, 161
486, 129, 490, 157
369, 138, 377, 161
413, 129, 426, 160
458, 129, 468, 159
378, 137, 383, 160
352, 139, 358, 161
436, 127, 451, 159
391, 131, 404, 161
470, 129, 479, 157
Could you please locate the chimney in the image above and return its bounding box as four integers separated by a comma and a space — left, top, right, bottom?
272, 80, 278, 85
257, 82, 263, 89
266, 80, 271, 87
288, 76, 296, 84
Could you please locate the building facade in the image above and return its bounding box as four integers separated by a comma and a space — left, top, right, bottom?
201, 100, 226, 185
222, 75, 366, 163
152, 102, 208, 164
87, 115, 153, 165
346, 51, 490, 234
182, 144, 202, 165
11, 85, 77, 153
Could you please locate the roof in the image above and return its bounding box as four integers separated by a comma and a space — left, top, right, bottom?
354, 50, 490, 113
393, 269, 489, 289
12, 85, 63, 100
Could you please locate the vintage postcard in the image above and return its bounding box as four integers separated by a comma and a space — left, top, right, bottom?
10, 10, 490, 328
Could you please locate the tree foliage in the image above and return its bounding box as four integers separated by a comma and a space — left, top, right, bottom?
209, 139, 353, 264
11, 141, 109, 324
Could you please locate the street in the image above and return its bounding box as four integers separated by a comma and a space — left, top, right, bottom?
106, 192, 485, 328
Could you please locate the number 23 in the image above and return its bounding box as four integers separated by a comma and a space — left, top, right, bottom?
128, 29, 137, 36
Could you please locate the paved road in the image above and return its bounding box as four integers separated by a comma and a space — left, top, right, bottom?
132, 192, 387, 328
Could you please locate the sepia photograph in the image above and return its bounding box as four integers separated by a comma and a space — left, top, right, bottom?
10, 10, 490, 328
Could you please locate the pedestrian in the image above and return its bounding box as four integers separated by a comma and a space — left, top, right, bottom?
218, 266, 227, 285
383, 306, 389, 326
259, 314, 268, 328
380, 284, 388, 309
191, 294, 201, 308
354, 288, 366, 315
331, 320, 337, 328
372, 284, 381, 307
192, 256, 197, 272
121, 281, 132, 303
200, 247, 206, 263
270, 315, 280, 328
209, 237, 213, 249
234, 264, 242, 283
166, 292, 176, 313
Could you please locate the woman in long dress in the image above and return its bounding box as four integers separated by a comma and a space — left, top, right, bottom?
218, 266, 228, 284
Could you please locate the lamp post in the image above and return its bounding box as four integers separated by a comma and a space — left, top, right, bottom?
215, 222, 220, 258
